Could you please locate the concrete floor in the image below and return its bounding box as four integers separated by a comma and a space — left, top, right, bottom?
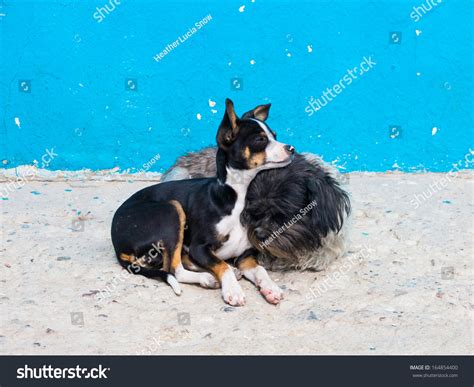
0, 172, 472, 355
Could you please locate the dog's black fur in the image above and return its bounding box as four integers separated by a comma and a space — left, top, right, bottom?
242, 153, 351, 259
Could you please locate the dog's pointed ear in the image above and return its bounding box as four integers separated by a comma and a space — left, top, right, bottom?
217, 98, 240, 148
241, 103, 271, 121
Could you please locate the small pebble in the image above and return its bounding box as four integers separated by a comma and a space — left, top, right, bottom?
307, 311, 318, 320
394, 289, 408, 297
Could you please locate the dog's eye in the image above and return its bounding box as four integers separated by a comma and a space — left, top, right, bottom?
252, 135, 268, 150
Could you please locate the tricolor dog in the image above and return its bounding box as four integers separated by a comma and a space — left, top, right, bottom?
111, 99, 295, 306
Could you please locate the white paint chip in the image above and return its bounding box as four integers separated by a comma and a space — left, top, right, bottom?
208, 99, 216, 107
196, 113, 202, 120
211, 109, 217, 114
416, 72, 421, 76
250, 59, 256, 65
432, 127, 439, 136
14, 117, 21, 128
78, 83, 84, 87
239, 5, 245, 12
415, 29, 422, 36
307, 44, 313, 53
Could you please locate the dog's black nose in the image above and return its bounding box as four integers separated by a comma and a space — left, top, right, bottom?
285, 145, 295, 154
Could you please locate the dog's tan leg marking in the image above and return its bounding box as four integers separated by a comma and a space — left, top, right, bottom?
119, 253, 135, 264
119, 253, 154, 269
169, 200, 185, 274
209, 261, 230, 281
210, 261, 245, 306
181, 253, 202, 272
161, 246, 170, 272
237, 256, 283, 305
168, 201, 219, 289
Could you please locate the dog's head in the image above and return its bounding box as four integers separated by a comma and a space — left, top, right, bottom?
216, 99, 294, 178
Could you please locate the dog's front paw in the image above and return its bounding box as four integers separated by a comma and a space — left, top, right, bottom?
200, 273, 220, 289
259, 279, 284, 305
222, 284, 245, 306
221, 268, 245, 306
221, 276, 245, 306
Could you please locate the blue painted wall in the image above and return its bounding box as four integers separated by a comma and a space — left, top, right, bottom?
1, 0, 473, 172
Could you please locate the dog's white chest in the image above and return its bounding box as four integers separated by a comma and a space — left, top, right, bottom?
214, 197, 251, 260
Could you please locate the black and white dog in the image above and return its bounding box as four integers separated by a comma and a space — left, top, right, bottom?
163, 104, 352, 273
111, 99, 295, 306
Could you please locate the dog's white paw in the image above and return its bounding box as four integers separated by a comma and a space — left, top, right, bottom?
199, 273, 220, 289
222, 283, 246, 306
259, 279, 283, 305
221, 270, 245, 306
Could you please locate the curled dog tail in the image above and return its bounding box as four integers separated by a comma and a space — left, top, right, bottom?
118, 253, 182, 296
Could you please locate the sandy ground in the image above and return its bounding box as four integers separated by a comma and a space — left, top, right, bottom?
0, 172, 472, 355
